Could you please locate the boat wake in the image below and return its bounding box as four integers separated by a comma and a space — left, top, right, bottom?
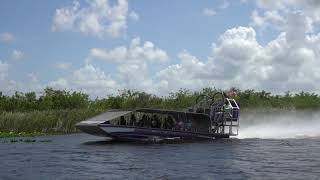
237, 110, 320, 139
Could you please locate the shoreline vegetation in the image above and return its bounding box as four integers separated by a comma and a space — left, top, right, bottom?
1, 87, 320, 137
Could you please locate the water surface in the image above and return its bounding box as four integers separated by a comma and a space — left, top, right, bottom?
0, 134, 319, 180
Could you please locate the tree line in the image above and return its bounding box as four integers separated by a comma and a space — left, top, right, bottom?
1, 87, 320, 112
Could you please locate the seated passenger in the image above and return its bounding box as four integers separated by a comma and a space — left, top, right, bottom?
186, 121, 192, 131
167, 116, 175, 129
163, 116, 173, 129
141, 114, 151, 128
129, 114, 136, 126
120, 116, 126, 126
176, 120, 184, 131
196, 107, 204, 113
151, 119, 157, 128
162, 118, 169, 129
151, 115, 160, 128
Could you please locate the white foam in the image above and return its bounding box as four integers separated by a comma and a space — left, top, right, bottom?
237, 110, 320, 139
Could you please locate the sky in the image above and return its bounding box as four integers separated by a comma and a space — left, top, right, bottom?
1, 0, 320, 98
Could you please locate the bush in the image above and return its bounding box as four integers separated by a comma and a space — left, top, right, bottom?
1, 87, 320, 134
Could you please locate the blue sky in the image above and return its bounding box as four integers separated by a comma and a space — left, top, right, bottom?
1, 0, 320, 97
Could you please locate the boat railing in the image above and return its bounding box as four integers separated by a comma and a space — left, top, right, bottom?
210, 97, 240, 136
224, 98, 240, 136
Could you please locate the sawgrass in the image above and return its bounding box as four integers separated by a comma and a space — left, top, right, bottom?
0, 109, 103, 136
1, 88, 320, 136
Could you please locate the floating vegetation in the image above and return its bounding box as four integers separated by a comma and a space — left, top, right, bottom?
39, 139, 52, 143
10, 139, 18, 143
22, 139, 36, 143
2, 138, 52, 143
0, 131, 46, 138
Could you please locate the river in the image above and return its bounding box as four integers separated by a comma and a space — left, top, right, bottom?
1, 110, 320, 179
0, 133, 319, 179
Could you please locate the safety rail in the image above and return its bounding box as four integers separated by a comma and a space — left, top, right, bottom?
210, 97, 240, 136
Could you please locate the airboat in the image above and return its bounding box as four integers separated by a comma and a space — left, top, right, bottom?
76, 92, 240, 142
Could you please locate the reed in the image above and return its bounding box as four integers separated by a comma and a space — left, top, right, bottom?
1, 87, 320, 136
0, 109, 103, 135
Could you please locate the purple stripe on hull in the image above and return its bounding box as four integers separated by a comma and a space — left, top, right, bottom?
99, 125, 229, 141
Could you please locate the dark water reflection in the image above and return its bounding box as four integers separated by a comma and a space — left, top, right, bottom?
0, 134, 320, 180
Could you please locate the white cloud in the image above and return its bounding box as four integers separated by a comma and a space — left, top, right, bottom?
27, 72, 39, 83
4, 1, 320, 97
253, 0, 320, 34
202, 8, 216, 16
49, 63, 119, 98
152, 21, 320, 94
257, 0, 289, 10
129, 11, 139, 21
55, 62, 72, 70
1, 72, 44, 95
52, 0, 132, 38
251, 10, 285, 30
88, 37, 169, 94
90, 47, 127, 63
154, 51, 207, 93
218, 0, 230, 9
89, 37, 169, 64
11, 50, 24, 60
0, 32, 15, 43
151, 27, 261, 93
256, 0, 308, 10
0, 61, 9, 80
34, 17, 320, 96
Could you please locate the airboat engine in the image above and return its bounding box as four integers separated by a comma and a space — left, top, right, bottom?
193, 92, 240, 136
210, 94, 240, 136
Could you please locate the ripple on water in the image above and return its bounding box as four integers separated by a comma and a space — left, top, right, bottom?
0, 134, 320, 179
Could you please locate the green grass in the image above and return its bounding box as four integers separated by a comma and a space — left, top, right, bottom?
1, 88, 320, 136
2, 138, 52, 143
0, 109, 103, 136
0, 131, 46, 138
